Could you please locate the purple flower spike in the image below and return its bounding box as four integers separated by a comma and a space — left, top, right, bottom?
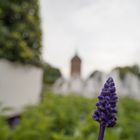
92, 77, 118, 140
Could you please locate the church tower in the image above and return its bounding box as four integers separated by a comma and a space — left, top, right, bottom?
70, 52, 81, 77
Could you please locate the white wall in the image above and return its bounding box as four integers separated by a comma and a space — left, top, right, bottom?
53, 71, 140, 100
0, 60, 43, 116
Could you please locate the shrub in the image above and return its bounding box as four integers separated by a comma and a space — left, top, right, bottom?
9, 93, 140, 140
43, 63, 62, 85
0, 0, 42, 66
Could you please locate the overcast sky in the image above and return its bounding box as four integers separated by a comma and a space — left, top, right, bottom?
40, 0, 140, 78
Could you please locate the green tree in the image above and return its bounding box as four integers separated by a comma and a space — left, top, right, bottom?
0, 0, 42, 66
113, 65, 140, 80
43, 63, 62, 85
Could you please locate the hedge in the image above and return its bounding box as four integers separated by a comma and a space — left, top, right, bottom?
0, 0, 42, 66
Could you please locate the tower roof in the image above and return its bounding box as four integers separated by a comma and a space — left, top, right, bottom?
71, 53, 81, 62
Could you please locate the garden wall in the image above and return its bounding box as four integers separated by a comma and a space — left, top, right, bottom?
0, 59, 43, 116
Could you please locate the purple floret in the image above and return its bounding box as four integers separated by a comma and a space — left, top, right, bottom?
93, 77, 118, 127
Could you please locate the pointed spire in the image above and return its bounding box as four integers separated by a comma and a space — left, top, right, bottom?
75, 49, 78, 56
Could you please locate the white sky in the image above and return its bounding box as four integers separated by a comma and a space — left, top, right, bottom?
40, 0, 140, 78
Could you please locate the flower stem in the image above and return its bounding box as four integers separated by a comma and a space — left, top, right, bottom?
98, 124, 106, 140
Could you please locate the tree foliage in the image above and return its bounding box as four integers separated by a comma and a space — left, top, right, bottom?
0, 0, 42, 66
43, 63, 62, 85
113, 65, 140, 80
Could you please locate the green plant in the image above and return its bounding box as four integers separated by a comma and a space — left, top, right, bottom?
0, 0, 42, 66
43, 63, 62, 85
0, 117, 10, 140
1, 92, 140, 140
113, 65, 140, 80
8, 92, 140, 140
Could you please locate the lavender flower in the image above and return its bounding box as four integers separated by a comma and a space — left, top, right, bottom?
92, 77, 118, 140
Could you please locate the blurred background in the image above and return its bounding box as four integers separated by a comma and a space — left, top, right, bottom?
0, 0, 140, 140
